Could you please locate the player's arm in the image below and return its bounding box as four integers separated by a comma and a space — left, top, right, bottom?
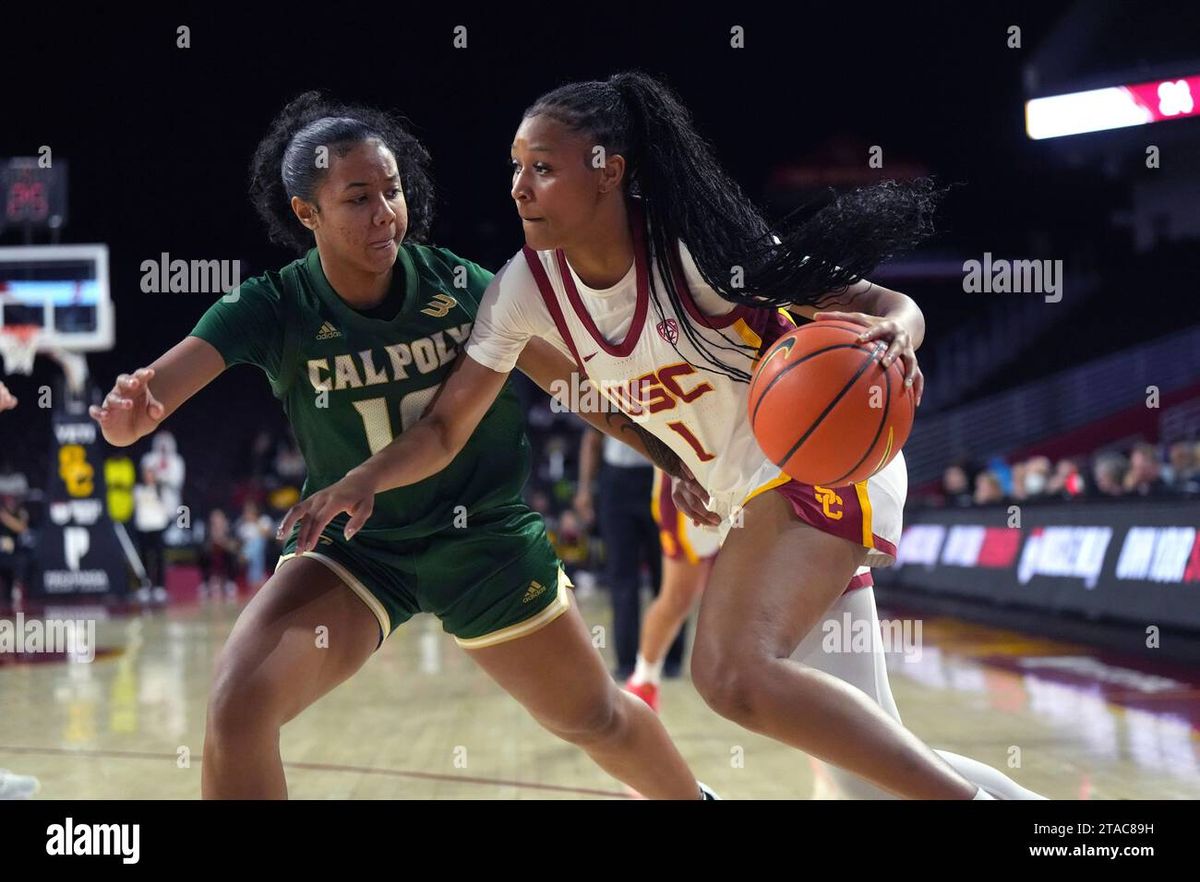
513, 338, 689, 478
793, 279, 925, 404
277, 351, 511, 551
0, 507, 27, 533
89, 337, 226, 447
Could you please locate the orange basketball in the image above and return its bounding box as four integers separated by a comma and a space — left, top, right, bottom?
747, 319, 915, 487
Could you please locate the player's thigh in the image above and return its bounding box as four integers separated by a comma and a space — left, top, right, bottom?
692, 490, 867, 675
210, 556, 381, 724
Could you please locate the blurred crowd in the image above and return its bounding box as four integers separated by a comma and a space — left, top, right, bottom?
932, 440, 1200, 507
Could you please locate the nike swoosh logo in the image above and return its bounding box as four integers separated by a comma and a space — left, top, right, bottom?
583, 352, 597, 362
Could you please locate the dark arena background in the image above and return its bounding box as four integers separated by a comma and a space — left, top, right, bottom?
1, 1, 1198, 866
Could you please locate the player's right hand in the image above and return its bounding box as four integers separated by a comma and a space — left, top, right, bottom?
673, 464, 721, 528
89, 367, 165, 445
0, 381, 16, 412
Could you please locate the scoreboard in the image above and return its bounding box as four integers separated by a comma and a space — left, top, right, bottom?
1, 157, 68, 231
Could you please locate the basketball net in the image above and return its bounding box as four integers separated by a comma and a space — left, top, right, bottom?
0, 325, 40, 376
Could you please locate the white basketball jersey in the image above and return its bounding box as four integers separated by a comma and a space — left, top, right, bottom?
521, 212, 796, 525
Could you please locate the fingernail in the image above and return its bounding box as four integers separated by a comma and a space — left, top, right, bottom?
905, 378, 913, 386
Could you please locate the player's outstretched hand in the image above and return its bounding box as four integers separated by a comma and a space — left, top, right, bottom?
673, 463, 721, 528
277, 471, 376, 552
89, 368, 165, 445
0, 381, 17, 412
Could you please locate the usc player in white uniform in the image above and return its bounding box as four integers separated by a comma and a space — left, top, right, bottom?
283, 73, 1042, 799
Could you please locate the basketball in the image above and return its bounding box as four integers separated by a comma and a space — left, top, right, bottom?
748, 319, 915, 486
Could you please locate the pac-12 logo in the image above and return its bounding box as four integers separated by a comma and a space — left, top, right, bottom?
656, 319, 679, 345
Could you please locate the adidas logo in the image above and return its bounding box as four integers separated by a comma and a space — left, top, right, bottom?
316, 321, 342, 340
522, 580, 546, 604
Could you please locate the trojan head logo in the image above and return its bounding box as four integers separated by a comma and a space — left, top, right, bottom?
656, 319, 679, 345
420, 292, 458, 318
813, 485, 844, 520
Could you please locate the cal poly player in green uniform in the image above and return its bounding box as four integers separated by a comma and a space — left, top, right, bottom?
89, 93, 713, 800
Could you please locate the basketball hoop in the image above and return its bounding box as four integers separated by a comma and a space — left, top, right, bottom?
0, 325, 40, 375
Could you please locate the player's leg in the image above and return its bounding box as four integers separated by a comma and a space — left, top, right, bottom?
690, 488, 979, 799
464, 586, 703, 799
794, 586, 1046, 799
627, 555, 710, 705
201, 556, 381, 798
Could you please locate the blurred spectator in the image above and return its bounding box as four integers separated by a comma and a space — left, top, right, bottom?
199, 509, 241, 602
273, 435, 306, 484
141, 431, 185, 517
1164, 441, 1200, 495
973, 470, 1006, 505
1092, 452, 1129, 497
985, 456, 1014, 497
132, 463, 170, 602
0, 461, 29, 498
941, 464, 973, 507
1047, 457, 1086, 499
1021, 456, 1052, 498
549, 510, 590, 575
1010, 460, 1028, 501
0, 493, 31, 608
1124, 442, 1170, 497
235, 500, 275, 591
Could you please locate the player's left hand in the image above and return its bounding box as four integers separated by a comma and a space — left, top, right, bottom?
277, 471, 376, 552
813, 311, 924, 406
0, 381, 17, 412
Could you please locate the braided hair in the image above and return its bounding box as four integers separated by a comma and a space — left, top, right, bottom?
524, 71, 939, 382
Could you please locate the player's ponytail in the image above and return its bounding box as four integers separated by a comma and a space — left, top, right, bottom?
526, 71, 940, 382
249, 91, 435, 254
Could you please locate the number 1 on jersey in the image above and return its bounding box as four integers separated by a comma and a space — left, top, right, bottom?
666, 420, 715, 462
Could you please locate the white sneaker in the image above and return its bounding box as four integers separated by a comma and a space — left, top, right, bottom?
0, 769, 41, 799
698, 781, 721, 800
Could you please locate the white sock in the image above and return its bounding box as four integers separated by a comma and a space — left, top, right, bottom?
973, 787, 996, 800
630, 654, 663, 686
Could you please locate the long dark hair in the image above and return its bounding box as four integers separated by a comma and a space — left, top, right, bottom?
524, 71, 940, 382
249, 91, 435, 254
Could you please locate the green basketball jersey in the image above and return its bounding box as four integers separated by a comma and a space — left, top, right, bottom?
190, 243, 533, 542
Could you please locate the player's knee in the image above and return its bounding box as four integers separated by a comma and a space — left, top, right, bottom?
540, 691, 622, 746
206, 656, 286, 736
691, 646, 758, 723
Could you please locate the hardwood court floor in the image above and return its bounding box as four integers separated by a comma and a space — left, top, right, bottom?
2, 589, 1198, 799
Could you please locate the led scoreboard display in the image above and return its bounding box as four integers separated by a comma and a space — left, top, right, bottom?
1, 157, 69, 231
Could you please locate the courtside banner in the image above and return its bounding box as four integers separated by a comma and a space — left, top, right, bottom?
874, 501, 1200, 630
